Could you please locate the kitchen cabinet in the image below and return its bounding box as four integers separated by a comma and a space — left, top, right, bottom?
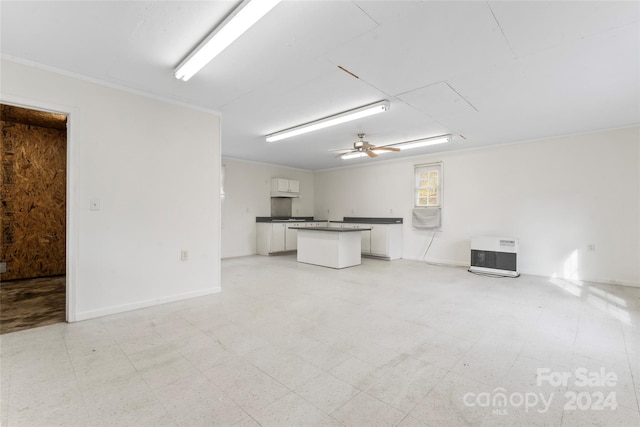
367, 223, 402, 260
257, 221, 338, 255
339, 223, 371, 254
257, 221, 309, 254
257, 223, 286, 255
284, 222, 304, 251
308, 221, 328, 227
271, 178, 300, 197
328, 221, 402, 260
284, 221, 327, 249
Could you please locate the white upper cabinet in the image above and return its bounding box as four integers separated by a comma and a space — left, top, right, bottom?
271, 178, 300, 197
287, 179, 300, 193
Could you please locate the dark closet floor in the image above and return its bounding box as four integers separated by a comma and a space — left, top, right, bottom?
0, 275, 66, 334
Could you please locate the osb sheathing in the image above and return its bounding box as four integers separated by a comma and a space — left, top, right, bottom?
1, 119, 66, 280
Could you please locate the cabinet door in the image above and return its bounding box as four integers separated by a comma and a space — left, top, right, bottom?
276, 178, 289, 192
370, 225, 388, 256
361, 228, 371, 254
285, 223, 300, 250
288, 179, 300, 193
256, 223, 271, 255
271, 223, 286, 252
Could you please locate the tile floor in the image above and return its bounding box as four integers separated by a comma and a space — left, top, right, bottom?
1, 255, 638, 426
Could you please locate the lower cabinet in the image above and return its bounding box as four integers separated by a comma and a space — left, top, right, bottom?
285, 223, 304, 251
328, 222, 402, 260
257, 222, 328, 255
257, 223, 286, 255
368, 224, 402, 259
340, 223, 371, 253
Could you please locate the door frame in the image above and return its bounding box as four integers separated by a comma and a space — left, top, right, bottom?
1, 95, 79, 322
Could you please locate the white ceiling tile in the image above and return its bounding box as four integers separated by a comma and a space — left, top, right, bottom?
397, 82, 478, 133
0, 1, 152, 73
327, 1, 513, 96
447, 22, 640, 145
488, 0, 640, 57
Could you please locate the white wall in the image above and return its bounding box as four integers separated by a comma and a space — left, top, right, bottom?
221, 158, 314, 258
1, 59, 222, 320
314, 127, 640, 286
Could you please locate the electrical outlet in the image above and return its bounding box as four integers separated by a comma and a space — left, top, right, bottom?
90, 199, 100, 211
587, 244, 595, 252
0, 262, 6, 274
181, 250, 189, 261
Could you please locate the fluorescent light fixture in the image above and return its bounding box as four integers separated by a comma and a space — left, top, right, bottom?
175, 0, 281, 81
266, 100, 390, 142
393, 134, 451, 150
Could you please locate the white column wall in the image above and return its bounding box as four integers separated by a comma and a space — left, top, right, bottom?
1, 59, 222, 320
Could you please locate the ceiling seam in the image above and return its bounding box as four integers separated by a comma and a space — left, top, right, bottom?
445, 82, 479, 113
486, 1, 518, 58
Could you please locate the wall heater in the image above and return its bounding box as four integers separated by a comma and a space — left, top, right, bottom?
470, 237, 520, 277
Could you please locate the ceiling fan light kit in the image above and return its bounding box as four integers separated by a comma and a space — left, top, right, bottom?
341, 151, 368, 160
339, 133, 452, 160
174, 0, 281, 81
265, 100, 390, 142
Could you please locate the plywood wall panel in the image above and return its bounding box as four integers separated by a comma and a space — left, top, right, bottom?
1, 117, 66, 280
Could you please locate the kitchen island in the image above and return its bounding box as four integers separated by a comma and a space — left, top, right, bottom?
289, 227, 370, 269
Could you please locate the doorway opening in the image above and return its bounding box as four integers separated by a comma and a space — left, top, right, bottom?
1, 104, 68, 334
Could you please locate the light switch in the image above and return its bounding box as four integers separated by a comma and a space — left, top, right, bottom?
90, 199, 100, 211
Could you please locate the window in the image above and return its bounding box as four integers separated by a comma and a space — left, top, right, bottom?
414, 162, 442, 207
412, 162, 442, 229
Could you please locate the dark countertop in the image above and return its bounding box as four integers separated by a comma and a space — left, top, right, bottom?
331, 217, 403, 224
289, 226, 371, 232
256, 217, 327, 223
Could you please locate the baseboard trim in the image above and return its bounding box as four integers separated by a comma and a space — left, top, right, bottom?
402, 256, 640, 288
402, 256, 468, 268
74, 287, 221, 322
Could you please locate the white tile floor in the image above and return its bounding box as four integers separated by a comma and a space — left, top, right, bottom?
1, 255, 639, 426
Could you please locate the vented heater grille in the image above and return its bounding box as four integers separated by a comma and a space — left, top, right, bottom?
470, 237, 519, 277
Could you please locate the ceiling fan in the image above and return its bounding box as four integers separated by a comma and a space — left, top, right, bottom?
331, 133, 400, 159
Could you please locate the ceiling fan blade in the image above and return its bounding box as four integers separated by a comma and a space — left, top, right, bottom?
374, 146, 401, 152
366, 150, 378, 158
328, 147, 353, 153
